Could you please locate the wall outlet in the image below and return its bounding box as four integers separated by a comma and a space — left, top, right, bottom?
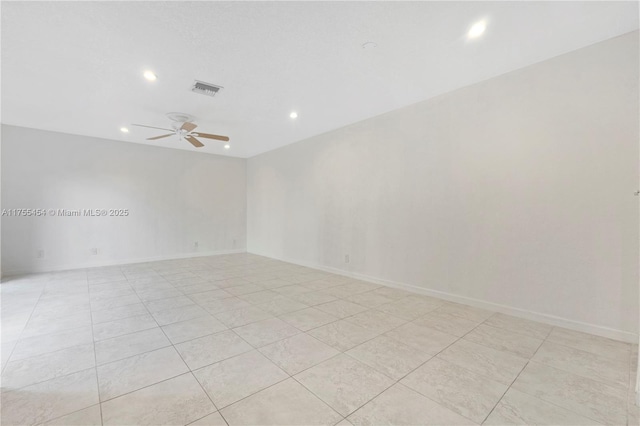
194, 241, 199, 249
37, 249, 45, 259
90, 248, 98, 255
344, 254, 350, 264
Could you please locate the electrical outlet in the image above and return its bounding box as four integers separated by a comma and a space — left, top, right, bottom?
344, 254, 350, 264
37, 249, 45, 259
90, 248, 98, 255
194, 241, 199, 249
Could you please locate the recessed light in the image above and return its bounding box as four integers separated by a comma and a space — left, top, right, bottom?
362, 42, 377, 50
120, 127, 129, 133
290, 112, 298, 119
468, 21, 486, 39
224, 144, 230, 150
143, 70, 157, 81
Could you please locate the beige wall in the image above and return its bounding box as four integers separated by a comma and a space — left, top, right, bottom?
1, 125, 247, 274
247, 32, 640, 341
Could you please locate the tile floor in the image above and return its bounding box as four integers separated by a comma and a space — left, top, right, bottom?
1, 253, 638, 425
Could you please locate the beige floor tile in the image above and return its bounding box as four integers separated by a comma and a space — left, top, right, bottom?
413, 310, 481, 337
295, 354, 394, 416
95, 327, 171, 365
214, 305, 273, 328
233, 317, 301, 347
511, 362, 627, 424
189, 411, 228, 425
1, 368, 99, 425
484, 388, 601, 425
347, 335, 431, 380
257, 297, 309, 316
180, 282, 222, 295
194, 350, 288, 408
484, 313, 553, 340
345, 310, 407, 334
21, 311, 93, 339
301, 279, 345, 291
189, 289, 235, 304
348, 383, 476, 426
220, 378, 342, 425
290, 291, 338, 306
2, 343, 96, 391
238, 290, 283, 305
44, 404, 102, 426
92, 302, 148, 324
437, 339, 528, 385
225, 283, 265, 296
385, 322, 458, 355
4, 255, 635, 426
1, 339, 17, 370
10, 326, 93, 361
90, 293, 141, 311
256, 278, 292, 290
97, 346, 189, 401
532, 341, 629, 389
370, 287, 413, 300
345, 291, 394, 308
102, 373, 216, 425
547, 327, 631, 363
161, 315, 228, 344
151, 303, 211, 326
308, 320, 378, 352
93, 314, 158, 342
175, 330, 253, 370
432, 302, 494, 322
463, 324, 543, 358
321, 284, 365, 298
316, 300, 368, 319
143, 295, 195, 313
401, 357, 507, 423
199, 297, 252, 314
273, 284, 315, 297
375, 296, 443, 320
259, 333, 339, 374
279, 307, 338, 331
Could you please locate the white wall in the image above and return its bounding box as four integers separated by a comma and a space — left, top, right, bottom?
247, 32, 640, 340
1, 125, 246, 275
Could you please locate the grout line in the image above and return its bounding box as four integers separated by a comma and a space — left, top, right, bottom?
85, 269, 106, 426
478, 321, 546, 425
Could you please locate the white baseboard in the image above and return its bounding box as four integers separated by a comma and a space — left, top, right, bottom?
1, 249, 247, 278
250, 251, 638, 344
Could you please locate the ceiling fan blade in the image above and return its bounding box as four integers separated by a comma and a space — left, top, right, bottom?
147, 133, 174, 140
181, 122, 197, 132
186, 136, 204, 148
132, 124, 174, 132
193, 132, 230, 142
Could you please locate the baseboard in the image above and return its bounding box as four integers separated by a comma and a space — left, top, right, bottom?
1, 249, 247, 278
250, 250, 638, 344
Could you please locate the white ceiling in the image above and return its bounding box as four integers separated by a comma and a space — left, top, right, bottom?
2, 1, 638, 158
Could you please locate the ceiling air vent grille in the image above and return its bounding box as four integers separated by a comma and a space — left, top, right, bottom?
192, 80, 223, 97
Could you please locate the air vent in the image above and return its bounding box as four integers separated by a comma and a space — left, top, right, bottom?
192, 80, 223, 97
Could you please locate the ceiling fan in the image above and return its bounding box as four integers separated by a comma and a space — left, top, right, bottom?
132, 113, 229, 148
